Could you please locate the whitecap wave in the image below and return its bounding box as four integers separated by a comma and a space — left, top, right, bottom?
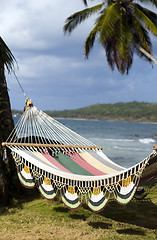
108, 139, 134, 142
91, 138, 134, 142
139, 138, 155, 144
113, 146, 142, 151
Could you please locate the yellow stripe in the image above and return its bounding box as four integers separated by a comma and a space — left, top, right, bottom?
79, 150, 117, 174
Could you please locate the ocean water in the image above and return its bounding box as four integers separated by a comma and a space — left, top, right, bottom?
57, 119, 157, 168
13, 116, 157, 168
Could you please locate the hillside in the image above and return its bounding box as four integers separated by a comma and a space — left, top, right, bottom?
45, 101, 157, 122
12, 101, 157, 122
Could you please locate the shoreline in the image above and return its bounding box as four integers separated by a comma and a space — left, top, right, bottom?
13, 114, 157, 124
54, 116, 157, 124
12, 101, 157, 123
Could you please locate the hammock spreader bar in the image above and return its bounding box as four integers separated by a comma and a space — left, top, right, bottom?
2, 104, 157, 212
2, 142, 103, 150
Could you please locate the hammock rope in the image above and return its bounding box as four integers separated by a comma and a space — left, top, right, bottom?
2, 103, 157, 212
13, 71, 27, 100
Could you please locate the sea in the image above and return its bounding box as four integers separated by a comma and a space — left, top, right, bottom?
13, 116, 157, 168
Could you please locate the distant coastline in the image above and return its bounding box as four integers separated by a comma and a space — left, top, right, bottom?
12, 101, 157, 123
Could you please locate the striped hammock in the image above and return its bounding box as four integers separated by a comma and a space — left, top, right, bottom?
2, 104, 157, 212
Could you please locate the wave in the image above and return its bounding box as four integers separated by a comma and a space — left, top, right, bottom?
107, 138, 134, 142
113, 146, 143, 151
139, 138, 156, 144
90, 138, 134, 142
92, 137, 155, 144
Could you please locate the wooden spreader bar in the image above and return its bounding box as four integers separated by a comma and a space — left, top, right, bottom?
2, 142, 103, 150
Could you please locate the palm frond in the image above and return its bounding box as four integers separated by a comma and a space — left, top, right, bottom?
135, 32, 152, 62
132, 15, 152, 53
99, 3, 121, 44
105, 40, 115, 71
64, 4, 104, 34
102, 11, 134, 74
117, 14, 134, 74
0, 37, 16, 73
134, 4, 157, 36
84, 23, 100, 58
114, 24, 133, 74
64, 0, 157, 72
118, 13, 133, 57
135, 4, 157, 25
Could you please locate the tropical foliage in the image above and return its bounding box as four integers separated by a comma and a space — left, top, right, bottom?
64, 0, 157, 74
0, 37, 16, 72
45, 101, 157, 122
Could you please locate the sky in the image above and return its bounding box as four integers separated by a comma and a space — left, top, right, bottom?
1, 0, 157, 110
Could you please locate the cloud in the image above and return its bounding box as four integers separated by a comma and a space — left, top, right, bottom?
2, 0, 157, 111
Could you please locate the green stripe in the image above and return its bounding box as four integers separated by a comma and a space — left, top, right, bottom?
18, 173, 35, 188
61, 196, 81, 209
113, 187, 137, 204
38, 186, 57, 200
87, 198, 108, 212
54, 152, 93, 176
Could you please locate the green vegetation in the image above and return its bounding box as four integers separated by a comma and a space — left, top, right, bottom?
0, 184, 156, 240
12, 101, 157, 122
45, 101, 157, 122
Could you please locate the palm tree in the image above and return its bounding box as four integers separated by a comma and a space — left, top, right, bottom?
0, 37, 17, 205
64, 0, 157, 74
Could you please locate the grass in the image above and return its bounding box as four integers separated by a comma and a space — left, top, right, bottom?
0, 184, 157, 240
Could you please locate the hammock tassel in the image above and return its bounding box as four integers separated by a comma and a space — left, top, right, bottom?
3, 148, 7, 161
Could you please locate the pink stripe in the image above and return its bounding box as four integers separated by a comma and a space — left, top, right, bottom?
67, 151, 105, 176
41, 152, 71, 173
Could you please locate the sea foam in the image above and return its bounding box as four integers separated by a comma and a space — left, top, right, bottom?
139, 138, 155, 144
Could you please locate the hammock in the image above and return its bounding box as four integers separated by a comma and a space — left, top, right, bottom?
2, 103, 157, 212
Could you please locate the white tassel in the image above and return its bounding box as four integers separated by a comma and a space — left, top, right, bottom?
3, 148, 7, 161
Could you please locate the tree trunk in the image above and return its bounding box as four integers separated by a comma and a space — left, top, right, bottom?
0, 61, 17, 205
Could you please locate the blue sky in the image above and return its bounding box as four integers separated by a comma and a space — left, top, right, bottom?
1, 0, 157, 110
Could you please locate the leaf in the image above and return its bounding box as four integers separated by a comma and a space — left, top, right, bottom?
84, 23, 99, 58
0, 37, 16, 73
134, 4, 157, 35
99, 3, 121, 43
64, 4, 103, 34
132, 16, 152, 53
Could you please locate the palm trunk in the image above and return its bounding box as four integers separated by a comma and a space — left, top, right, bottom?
0, 60, 16, 205
136, 44, 157, 65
